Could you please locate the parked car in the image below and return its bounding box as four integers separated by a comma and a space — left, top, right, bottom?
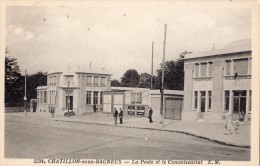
64, 111, 76, 117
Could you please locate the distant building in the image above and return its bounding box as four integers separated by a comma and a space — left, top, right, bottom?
183, 39, 252, 123
36, 66, 111, 115
103, 87, 184, 121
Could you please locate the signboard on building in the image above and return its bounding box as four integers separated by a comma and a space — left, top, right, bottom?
136, 106, 145, 115
127, 106, 135, 115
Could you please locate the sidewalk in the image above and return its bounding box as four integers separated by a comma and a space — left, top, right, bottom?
51, 112, 250, 148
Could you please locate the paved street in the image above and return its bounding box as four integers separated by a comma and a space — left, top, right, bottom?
5, 114, 250, 160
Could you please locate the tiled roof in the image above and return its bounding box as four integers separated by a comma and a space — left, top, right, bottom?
184, 39, 251, 60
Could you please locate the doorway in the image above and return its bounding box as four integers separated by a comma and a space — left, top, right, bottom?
233, 91, 246, 122
66, 96, 73, 110
165, 97, 183, 120
199, 91, 206, 119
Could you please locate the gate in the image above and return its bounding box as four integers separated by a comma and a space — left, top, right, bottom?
165, 97, 183, 120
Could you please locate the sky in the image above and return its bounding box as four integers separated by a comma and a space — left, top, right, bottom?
5, 3, 251, 80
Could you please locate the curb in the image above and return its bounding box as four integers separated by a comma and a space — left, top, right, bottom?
54, 119, 250, 149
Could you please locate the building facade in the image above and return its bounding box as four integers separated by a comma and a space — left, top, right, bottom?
37, 68, 111, 115
183, 39, 252, 123
103, 87, 184, 121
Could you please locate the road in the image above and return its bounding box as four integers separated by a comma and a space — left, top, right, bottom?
5, 114, 250, 160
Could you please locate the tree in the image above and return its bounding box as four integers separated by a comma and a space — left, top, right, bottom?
27, 72, 47, 100
156, 60, 184, 90
5, 53, 24, 106
156, 51, 191, 90
121, 69, 140, 87
138, 72, 156, 88
111, 79, 121, 87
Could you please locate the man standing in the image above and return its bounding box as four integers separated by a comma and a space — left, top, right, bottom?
148, 107, 153, 123
113, 108, 118, 124
119, 108, 123, 124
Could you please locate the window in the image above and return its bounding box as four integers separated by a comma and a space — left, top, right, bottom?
100, 92, 103, 105
234, 90, 246, 97
194, 62, 213, 77
40, 91, 43, 103
37, 91, 39, 104
200, 63, 207, 77
86, 91, 91, 105
208, 91, 212, 109
49, 90, 56, 104
194, 64, 199, 77
94, 76, 99, 86
86, 76, 92, 86
225, 91, 230, 110
249, 90, 251, 112
234, 59, 248, 75
194, 91, 198, 109
131, 93, 142, 104
53, 76, 56, 85
225, 60, 231, 75
101, 77, 106, 86
208, 62, 213, 76
44, 91, 47, 103
94, 91, 98, 105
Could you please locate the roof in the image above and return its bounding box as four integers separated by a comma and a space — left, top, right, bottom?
111, 87, 150, 91
36, 86, 47, 90
111, 87, 184, 95
47, 69, 111, 75
150, 89, 184, 95
184, 39, 251, 60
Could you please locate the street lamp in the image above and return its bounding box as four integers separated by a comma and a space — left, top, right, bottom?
24, 70, 27, 116
67, 81, 70, 113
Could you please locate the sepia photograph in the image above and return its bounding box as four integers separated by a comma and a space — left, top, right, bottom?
1, 0, 259, 165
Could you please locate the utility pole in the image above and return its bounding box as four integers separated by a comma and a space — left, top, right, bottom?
24, 70, 27, 116
160, 24, 167, 124
151, 41, 154, 90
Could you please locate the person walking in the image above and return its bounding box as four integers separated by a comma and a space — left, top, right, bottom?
119, 108, 123, 124
148, 107, 153, 123
51, 108, 55, 118
113, 108, 118, 124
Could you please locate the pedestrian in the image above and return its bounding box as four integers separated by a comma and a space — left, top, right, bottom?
93, 104, 96, 112
113, 108, 118, 124
224, 111, 233, 135
119, 108, 123, 124
148, 107, 153, 123
51, 108, 55, 118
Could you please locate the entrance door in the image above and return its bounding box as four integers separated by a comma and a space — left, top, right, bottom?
200, 91, 206, 119
66, 96, 73, 110
233, 91, 246, 122
113, 94, 124, 111
165, 97, 183, 120
103, 94, 112, 113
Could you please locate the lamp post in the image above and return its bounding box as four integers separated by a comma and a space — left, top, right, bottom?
67, 81, 70, 113
24, 70, 27, 116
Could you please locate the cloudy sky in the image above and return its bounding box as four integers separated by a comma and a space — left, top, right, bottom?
6, 3, 251, 79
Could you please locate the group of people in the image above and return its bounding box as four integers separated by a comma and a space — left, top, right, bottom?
113, 108, 124, 124
113, 107, 154, 124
